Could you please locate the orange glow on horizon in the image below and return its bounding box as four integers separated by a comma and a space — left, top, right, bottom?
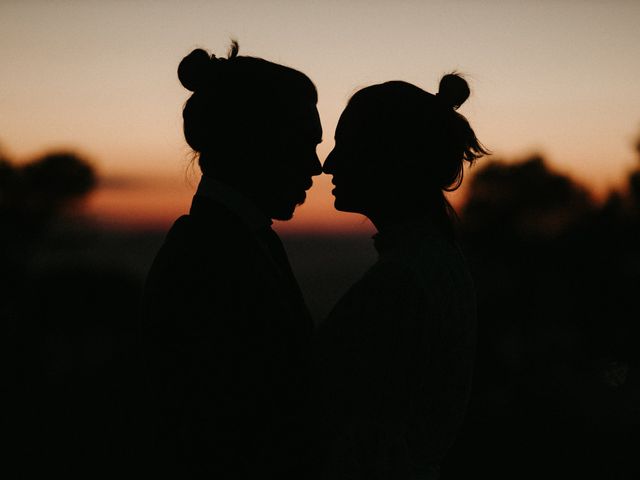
82, 171, 470, 235
83, 173, 378, 235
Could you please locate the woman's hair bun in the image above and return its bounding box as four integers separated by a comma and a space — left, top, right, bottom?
437, 73, 470, 110
178, 48, 214, 92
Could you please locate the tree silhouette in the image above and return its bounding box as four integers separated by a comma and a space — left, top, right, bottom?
0, 150, 95, 237
461, 155, 594, 242
23, 151, 96, 203
0, 149, 97, 301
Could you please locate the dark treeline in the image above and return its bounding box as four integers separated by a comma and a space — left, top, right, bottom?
445, 151, 640, 479
2, 142, 639, 478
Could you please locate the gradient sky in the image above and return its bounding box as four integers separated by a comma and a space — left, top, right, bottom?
2, 0, 639, 232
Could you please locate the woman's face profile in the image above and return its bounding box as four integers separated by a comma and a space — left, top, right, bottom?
323, 102, 384, 216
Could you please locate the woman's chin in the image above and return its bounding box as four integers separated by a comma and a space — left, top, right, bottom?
332, 196, 356, 214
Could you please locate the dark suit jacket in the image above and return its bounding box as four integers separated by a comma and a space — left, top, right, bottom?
141, 195, 313, 479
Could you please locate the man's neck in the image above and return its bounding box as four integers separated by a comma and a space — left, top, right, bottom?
196, 175, 272, 231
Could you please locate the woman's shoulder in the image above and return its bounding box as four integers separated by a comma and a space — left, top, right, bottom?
367, 231, 475, 316
378, 226, 467, 274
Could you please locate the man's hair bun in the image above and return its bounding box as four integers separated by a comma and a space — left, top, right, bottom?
178, 42, 240, 92
178, 48, 214, 92
437, 73, 470, 110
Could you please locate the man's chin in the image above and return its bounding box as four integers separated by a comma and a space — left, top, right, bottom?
269, 192, 307, 221
332, 197, 357, 214
270, 203, 297, 221
272, 212, 294, 221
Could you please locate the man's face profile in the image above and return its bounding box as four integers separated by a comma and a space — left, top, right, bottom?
263, 102, 322, 220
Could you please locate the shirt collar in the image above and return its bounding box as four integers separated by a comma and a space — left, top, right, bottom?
195, 175, 272, 232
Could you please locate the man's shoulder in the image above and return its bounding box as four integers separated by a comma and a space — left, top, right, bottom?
165, 209, 254, 253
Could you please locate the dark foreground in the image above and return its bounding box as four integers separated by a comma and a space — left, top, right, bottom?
3, 218, 639, 479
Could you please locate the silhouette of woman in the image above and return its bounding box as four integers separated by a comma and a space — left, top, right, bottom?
314, 74, 489, 480
141, 42, 322, 479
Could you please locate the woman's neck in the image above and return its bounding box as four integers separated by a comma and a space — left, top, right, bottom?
368, 205, 427, 234
367, 194, 454, 242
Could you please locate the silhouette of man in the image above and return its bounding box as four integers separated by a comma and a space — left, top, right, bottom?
141, 43, 322, 479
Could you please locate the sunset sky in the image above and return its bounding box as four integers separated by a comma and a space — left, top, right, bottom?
2, 0, 639, 233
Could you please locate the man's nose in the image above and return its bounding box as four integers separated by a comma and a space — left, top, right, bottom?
322, 149, 336, 174
310, 154, 322, 176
